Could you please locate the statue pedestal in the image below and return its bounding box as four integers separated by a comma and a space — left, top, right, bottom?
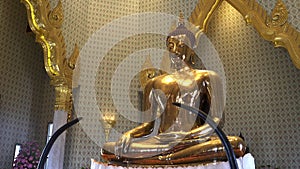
91, 153, 255, 169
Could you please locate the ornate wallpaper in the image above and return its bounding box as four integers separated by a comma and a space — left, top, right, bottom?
0, 0, 55, 167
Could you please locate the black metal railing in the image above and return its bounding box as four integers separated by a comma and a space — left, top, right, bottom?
37, 117, 82, 169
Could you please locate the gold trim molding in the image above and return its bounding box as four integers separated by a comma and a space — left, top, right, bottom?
20, 0, 79, 119
189, 0, 300, 69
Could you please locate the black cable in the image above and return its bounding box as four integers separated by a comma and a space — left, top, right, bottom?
37, 117, 82, 169
172, 102, 238, 169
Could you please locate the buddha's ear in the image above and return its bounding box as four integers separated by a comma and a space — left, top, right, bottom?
187, 49, 195, 65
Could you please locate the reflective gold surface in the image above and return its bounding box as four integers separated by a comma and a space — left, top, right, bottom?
102, 19, 244, 165
190, 0, 300, 69
189, 0, 223, 38
101, 113, 117, 141
20, 0, 79, 118
139, 68, 162, 88
102, 136, 245, 165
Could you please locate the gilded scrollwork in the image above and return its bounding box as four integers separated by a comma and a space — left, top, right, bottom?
189, 0, 224, 38
267, 0, 288, 27
48, 1, 63, 28
190, 0, 300, 69
20, 0, 79, 118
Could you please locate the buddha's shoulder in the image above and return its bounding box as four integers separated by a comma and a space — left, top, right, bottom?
193, 70, 220, 79
146, 74, 176, 87
193, 69, 218, 75
157, 74, 176, 82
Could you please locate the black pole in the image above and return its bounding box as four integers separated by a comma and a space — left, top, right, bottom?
172, 103, 238, 169
37, 117, 82, 169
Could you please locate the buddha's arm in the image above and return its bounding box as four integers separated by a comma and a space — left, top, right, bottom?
126, 121, 155, 138
114, 90, 154, 154
115, 80, 158, 156
187, 74, 224, 139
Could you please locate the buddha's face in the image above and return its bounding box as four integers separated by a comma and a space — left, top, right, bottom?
167, 35, 188, 57
167, 35, 194, 69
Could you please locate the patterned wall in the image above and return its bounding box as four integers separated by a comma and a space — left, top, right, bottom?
1, 0, 299, 168
0, 0, 55, 168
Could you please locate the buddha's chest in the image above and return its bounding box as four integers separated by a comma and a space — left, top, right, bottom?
155, 82, 202, 106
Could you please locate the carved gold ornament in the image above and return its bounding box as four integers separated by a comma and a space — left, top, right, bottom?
20, 0, 79, 119
190, 0, 300, 69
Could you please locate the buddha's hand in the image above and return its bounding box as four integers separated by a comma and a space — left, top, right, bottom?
115, 132, 132, 157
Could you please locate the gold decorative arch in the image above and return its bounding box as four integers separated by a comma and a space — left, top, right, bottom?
189, 0, 300, 69
20, 0, 299, 116
20, 0, 79, 119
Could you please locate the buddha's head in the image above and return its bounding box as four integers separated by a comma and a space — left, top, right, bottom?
166, 13, 197, 69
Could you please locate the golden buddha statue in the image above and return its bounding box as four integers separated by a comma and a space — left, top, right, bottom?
101, 14, 246, 166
